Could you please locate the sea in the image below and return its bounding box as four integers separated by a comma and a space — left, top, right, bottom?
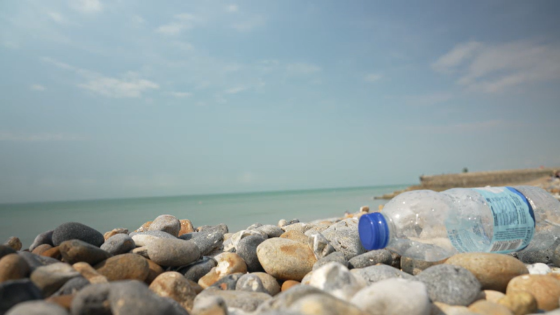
0, 184, 409, 249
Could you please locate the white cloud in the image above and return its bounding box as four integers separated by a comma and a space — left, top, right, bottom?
30, 84, 46, 91
71, 0, 103, 13
0, 132, 85, 142
232, 16, 265, 32
433, 40, 560, 93
364, 73, 383, 82
227, 5, 239, 12
224, 86, 247, 94
286, 63, 321, 75
79, 77, 159, 98
156, 13, 198, 36
170, 92, 192, 98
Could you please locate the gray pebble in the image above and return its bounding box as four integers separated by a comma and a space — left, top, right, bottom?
211, 274, 244, 290
52, 222, 104, 247
255, 225, 284, 238
100, 234, 135, 255
313, 252, 348, 271
416, 264, 481, 306
59, 239, 111, 265
29, 230, 54, 252
321, 219, 366, 260
52, 276, 90, 296
195, 287, 271, 313
236, 274, 267, 293
400, 256, 444, 276
148, 215, 181, 237
236, 235, 266, 272
196, 223, 229, 234
0, 245, 17, 260
146, 238, 201, 267
0, 279, 43, 314
350, 264, 416, 285
256, 285, 325, 312
70, 282, 112, 315
109, 280, 188, 315
6, 300, 69, 315
30, 262, 81, 297
176, 256, 217, 282
348, 249, 393, 269
188, 229, 224, 256
246, 223, 263, 230
192, 295, 227, 315
17, 252, 59, 271
554, 243, 560, 268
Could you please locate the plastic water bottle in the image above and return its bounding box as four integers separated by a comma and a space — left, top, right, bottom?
358, 186, 560, 262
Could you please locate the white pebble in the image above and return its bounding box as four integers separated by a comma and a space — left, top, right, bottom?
527, 263, 551, 275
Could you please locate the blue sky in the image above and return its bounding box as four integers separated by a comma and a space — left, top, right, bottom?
1, 0, 559, 203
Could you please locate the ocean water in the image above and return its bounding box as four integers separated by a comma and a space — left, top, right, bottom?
0, 185, 408, 249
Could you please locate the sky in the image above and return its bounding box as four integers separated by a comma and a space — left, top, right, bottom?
1, 0, 560, 203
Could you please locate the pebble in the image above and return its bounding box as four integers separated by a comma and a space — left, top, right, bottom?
188, 228, 225, 256
179, 219, 195, 236
498, 291, 538, 315
5, 300, 69, 315
72, 262, 108, 283
223, 229, 267, 252
527, 262, 552, 275
279, 230, 310, 245
350, 278, 431, 315
252, 272, 281, 296
144, 258, 164, 284
195, 288, 271, 313
350, 264, 415, 285
256, 238, 316, 281
17, 252, 59, 271
191, 295, 227, 315
148, 214, 182, 237
236, 274, 267, 293
321, 218, 366, 259
198, 252, 247, 288
0, 279, 43, 314
309, 232, 335, 259
468, 300, 513, 315
41, 247, 62, 260
132, 246, 150, 258
146, 238, 201, 267
515, 236, 560, 264
211, 274, 244, 290
308, 262, 365, 300
131, 230, 178, 246
401, 256, 444, 275
149, 271, 196, 311
177, 256, 217, 282
69, 282, 112, 314
31, 244, 53, 255
445, 253, 528, 292
30, 262, 80, 297
100, 233, 135, 255
236, 234, 266, 272
348, 249, 392, 269
46, 294, 73, 311
52, 222, 104, 247
0, 245, 17, 260
484, 290, 506, 303
103, 227, 128, 240
135, 220, 153, 232
0, 254, 30, 283
416, 264, 481, 306
94, 253, 150, 282
554, 243, 560, 268
255, 225, 284, 238
432, 302, 478, 315
506, 274, 560, 311
256, 285, 324, 312
281, 280, 300, 292
58, 239, 111, 265
281, 222, 308, 233
109, 280, 188, 315
52, 276, 90, 296
287, 292, 366, 315
29, 230, 54, 252
313, 251, 348, 271
278, 218, 299, 228
197, 224, 229, 235
4, 237, 22, 251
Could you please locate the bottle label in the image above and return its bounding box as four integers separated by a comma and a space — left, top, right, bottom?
447, 187, 535, 254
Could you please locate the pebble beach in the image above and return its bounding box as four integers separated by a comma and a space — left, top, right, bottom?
2, 207, 560, 315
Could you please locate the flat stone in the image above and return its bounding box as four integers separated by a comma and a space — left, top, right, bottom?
149, 271, 196, 311
195, 288, 271, 313
148, 215, 181, 237
4, 237, 22, 251
32, 244, 53, 255
236, 234, 266, 272
29, 230, 54, 252
176, 256, 217, 282
401, 256, 444, 275
5, 300, 69, 315
94, 253, 150, 282
468, 300, 513, 315
131, 230, 178, 247
252, 272, 281, 296
0, 245, 17, 260
52, 276, 90, 296
103, 227, 128, 240
146, 238, 201, 267
497, 291, 538, 315
236, 274, 267, 293
70, 282, 112, 315
59, 239, 111, 265
52, 222, 104, 247
287, 292, 366, 315
445, 253, 529, 292
313, 252, 348, 271
178, 219, 194, 236
100, 234, 135, 255
198, 253, 247, 288
350, 264, 416, 285
0, 253, 30, 283
0, 279, 43, 314
191, 295, 227, 315
351, 278, 431, 315
506, 274, 560, 311
30, 262, 80, 297
73, 262, 108, 283
348, 249, 392, 269
417, 264, 481, 306
308, 262, 365, 301
255, 225, 284, 238
210, 273, 244, 290
321, 218, 366, 260
256, 238, 316, 281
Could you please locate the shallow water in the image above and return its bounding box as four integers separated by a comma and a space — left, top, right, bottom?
0, 185, 408, 248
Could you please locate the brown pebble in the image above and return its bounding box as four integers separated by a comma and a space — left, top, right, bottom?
468, 300, 513, 315
103, 228, 128, 240
279, 230, 310, 245
46, 294, 74, 310
360, 206, 369, 213
179, 219, 195, 236
507, 274, 560, 311
94, 253, 149, 282
0, 253, 30, 283
144, 258, 164, 285
41, 247, 62, 260
149, 271, 196, 311
72, 262, 108, 283
281, 280, 300, 291
188, 279, 204, 294
32, 244, 53, 255
498, 291, 538, 315
4, 236, 22, 251
484, 290, 506, 303
135, 221, 152, 232
198, 253, 247, 289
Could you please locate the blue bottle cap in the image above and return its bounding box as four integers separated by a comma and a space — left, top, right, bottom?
359, 212, 389, 250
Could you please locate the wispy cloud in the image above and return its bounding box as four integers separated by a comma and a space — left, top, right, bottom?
30, 84, 46, 91
364, 73, 383, 82
433, 40, 560, 93
226, 5, 239, 12
156, 13, 198, 36
224, 86, 247, 94
232, 16, 265, 32
0, 132, 85, 142
70, 0, 103, 13
286, 63, 321, 75
169, 92, 192, 98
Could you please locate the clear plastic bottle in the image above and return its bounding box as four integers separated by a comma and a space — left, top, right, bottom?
359, 186, 560, 262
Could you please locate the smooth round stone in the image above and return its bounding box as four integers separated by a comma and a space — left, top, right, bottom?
144, 258, 164, 285
135, 221, 153, 233
401, 256, 444, 275
52, 276, 90, 296
0, 254, 30, 283
278, 218, 299, 228
498, 291, 538, 315
468, 300, 513, 315
73, 262, 108, 283
32, 244, 53, 255
198, 253, 247, 288
100, 234, 135, 255
0, 245, 17, 260
59, 239, 111, 265
281, 280, 300, 292
279, 230, 310, 245
30, 262, 80, 297
52, 222, 104, 247
177, 257, 217, 282
252, 272, 281, 296
103, 227, 128, 240
196, 223, 229, 234
132, 246, 149, 258
256, 238, 317, 281
109, 280, 188, 315
4, 237, 22, 251
432, 302, 478, 315
148, 215, 181, 237
94, 253, 150, 282
45, 295, 73, 311
348, 249, 392, 269
17, 252, 59, 271
506, 274, 560, 311
350, 264, 416, 285
0, 279, 43, 314
255, 225, 284, 238
484, 290, 506, 303
149, 271, 196, 311
195, 288, 271, 313
224, 229, 267, 252
527, 262, 552, 275
191, 295, 227, 315
288, 292, 365, 315
146, 238, 201, 267
445, 253, 528, 292
29, 230, 54, 252
281, 222, 308, 233
236, 274, 267, 293
70, 282, 112, 314
313, 252, 348, 271
351, 278, 431, 315
211, 274, 244, 290
131, 230, 178, 247
417, 264, 481, 306
321, 219, 366, 260
5, 300, 69, 315
178, 219, 194, 236
236, 234, 266, 272
188, 228, 225, 256
41, 247, 62, 260
309, 262, 365, 301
